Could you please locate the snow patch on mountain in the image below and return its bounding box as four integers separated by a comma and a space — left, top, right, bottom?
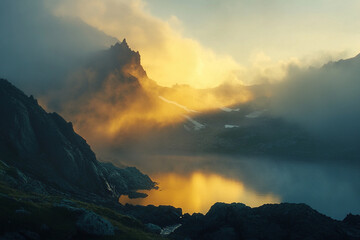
184, 115, 205, 131
225, 125, 239, 128
246, 110, 264, 118
220, 107, 240, 112
159, 96, 198, 113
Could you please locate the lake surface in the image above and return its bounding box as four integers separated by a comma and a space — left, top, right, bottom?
118, 154, 360, 220
119, 171, 280, 214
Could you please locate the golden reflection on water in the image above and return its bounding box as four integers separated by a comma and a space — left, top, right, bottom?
119, 172, 280, 214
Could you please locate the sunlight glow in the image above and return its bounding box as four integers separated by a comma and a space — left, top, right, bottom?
64, 61, 253, 141
119, 171, 280, 214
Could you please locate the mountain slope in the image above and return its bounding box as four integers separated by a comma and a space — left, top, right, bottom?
42, 39, 253, 151
0, 79, 155, 198
0, 180, 165, 240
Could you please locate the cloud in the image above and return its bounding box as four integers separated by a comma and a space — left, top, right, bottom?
0, 0, 115, 95
51, 0, 245, 89
1, 0, 332, 92
42, 44, 254, 150
270, 54, 360, 143
5, 0, 357, 152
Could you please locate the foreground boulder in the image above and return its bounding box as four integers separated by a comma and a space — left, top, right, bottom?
122, 204, 182, 228
53, 199, 117, 237
76, 211, 115, 236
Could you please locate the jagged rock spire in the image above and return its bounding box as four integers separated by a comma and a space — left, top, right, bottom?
112, 38, 130, 51
121, 38, 128, 47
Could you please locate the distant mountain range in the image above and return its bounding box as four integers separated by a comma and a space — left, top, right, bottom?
36, 39, 360, 162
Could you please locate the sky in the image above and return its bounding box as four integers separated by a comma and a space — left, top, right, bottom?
0, 0, 115, 94
145, 0, 360, 64
2, 0, 360, 89
50, 0, 360, 88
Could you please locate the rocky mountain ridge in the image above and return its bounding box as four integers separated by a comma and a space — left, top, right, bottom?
0, 78, 155, 199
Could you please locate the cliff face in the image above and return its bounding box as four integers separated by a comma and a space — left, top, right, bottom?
52, 38, 150, 108
41, 38, 160, 143
91, 38, 147, 79
0, 79, 155, 198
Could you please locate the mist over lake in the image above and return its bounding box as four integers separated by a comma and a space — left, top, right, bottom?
116, 153, 360, 220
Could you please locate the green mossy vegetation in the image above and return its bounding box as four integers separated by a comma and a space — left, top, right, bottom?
0, 181, 166, 240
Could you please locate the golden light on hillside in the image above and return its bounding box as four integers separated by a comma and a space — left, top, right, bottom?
125, 61, 254, 112
119, 172, 280, 214
69, 63, 254, 141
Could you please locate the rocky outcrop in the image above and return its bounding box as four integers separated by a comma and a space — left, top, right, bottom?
0, 187, 159, 240
49, 38, 151, 114
171, 202, 360, 240
101, 162, 155, 197
342, 214, 360, 238
145, 223, 162, 234
94, 38, 147, 79
0, 79, 155, 198
122, 204, 182, 228
76, 211, 115, 236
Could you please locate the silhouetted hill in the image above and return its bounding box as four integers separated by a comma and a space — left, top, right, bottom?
0, 79, 155, 199
171, 202, 360, 240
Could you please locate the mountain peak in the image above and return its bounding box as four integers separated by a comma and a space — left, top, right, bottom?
121, 38, 128, 47
112, 38, 131, 52
103, 39, 146, 78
